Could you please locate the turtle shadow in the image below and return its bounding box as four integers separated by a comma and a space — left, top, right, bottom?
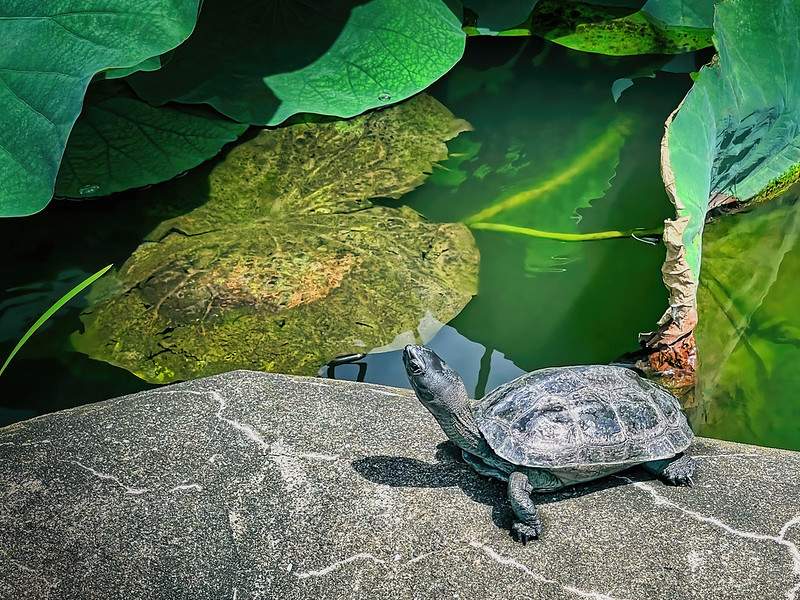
352, 442, 512, 530
352, 442, 662, 533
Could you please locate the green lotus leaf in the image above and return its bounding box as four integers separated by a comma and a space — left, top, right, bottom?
651, 0, 800, 347
0, 0, 201, 217
102, 55, 164, 80
129, 0, 466, 126
641, 0, 713, 29
462, 1, 538, 34
55, 81, 247, 199
531, 0, 712, 55
694, 189, 800, 450
71, 95, 479, 383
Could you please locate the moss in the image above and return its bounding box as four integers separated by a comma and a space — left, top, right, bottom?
751, 163, 800, 206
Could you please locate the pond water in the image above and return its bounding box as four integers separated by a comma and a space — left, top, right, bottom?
8, 38, 779, 449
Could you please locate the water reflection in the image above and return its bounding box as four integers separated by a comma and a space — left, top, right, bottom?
322, 325, 525, 398
694, 190, 800, 451
326, 38, 691, 389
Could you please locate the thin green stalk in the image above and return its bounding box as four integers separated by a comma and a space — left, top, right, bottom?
0, 264, 113, 376
469, 222, 663, 241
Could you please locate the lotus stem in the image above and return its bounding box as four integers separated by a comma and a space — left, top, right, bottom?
468, 222, 663, 241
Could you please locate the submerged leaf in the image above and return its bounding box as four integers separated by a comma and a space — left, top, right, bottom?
648, 0, 800, 351
129, 0, 465, 125
71, 95, 478, 383
55, 81, 247, 199
0, 0, 200, 217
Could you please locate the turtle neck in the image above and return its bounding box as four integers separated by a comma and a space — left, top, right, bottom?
427, 384, 490, 457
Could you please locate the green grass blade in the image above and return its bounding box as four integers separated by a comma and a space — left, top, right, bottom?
0, 264, 113, 376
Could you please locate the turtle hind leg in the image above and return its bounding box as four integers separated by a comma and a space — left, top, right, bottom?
461, 451, 508, 480
508, 471, 542, 544
643, 453, 697, 486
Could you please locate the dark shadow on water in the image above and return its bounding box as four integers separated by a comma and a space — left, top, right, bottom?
352, 441, 662, 539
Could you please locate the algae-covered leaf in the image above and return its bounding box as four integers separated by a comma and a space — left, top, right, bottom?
694, 190, 800, 450
129, 0, 465, 126
531, 0, 712, 56
71, 95, 478, 383
0, 0, 201, 217
649, 0, 800, 349
55, 81, 247, 199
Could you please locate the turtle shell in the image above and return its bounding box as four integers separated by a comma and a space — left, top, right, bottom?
473, 365, 693, 467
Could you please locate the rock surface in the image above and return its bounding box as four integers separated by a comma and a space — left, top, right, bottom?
0, 371, 798, 600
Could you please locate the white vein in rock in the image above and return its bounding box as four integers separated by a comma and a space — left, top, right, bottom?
470, 542, 627, 600
159, 389, 337, 463
210, 391, 270, 450
619, 476, 800, 600
407, 550, 437, 564
295, 553, 386, 579
170, 483, 203, 492
295, 451, 340, 462
68, 460, 149, 495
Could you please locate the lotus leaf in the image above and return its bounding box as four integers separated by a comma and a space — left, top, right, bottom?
0, 0, 201, 217
129, 0, 466, 126
651, 0, 800, 348
462, 1, 538, 34
642, 0, 713, 29
71, 95, 479, 383
55, 81, 247, 199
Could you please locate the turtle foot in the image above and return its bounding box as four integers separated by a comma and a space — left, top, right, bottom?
662, 455, 697, 486
512, 520, 542, 544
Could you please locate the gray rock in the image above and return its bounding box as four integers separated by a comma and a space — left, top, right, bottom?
0, 371, 798, 600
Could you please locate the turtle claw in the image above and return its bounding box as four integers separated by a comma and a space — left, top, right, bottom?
512, 520, 542, 544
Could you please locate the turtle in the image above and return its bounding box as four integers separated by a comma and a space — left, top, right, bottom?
402, 345, 696, 544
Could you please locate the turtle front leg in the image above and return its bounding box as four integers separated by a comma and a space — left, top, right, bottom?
643, 453, 697, 486
508, 471, 542, 544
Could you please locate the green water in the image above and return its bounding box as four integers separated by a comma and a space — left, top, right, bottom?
329, 39, 690, 391
0, 39, 725, 440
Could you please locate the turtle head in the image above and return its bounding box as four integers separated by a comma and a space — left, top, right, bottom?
403, 345, 468, 417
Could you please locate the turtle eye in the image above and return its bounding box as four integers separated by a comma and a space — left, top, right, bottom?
409, 361, 424, 375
